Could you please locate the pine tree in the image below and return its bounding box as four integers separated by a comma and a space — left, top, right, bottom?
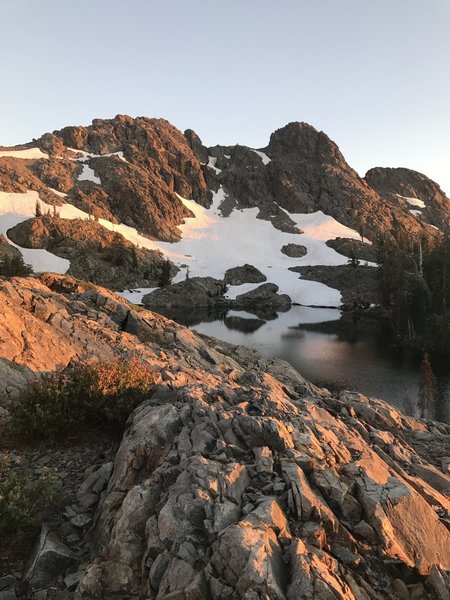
158, 259, 172, 287
0, 254, 33, 277
418, 353, 437, 419
35, 199, 42, 217
347, 249, 359, 268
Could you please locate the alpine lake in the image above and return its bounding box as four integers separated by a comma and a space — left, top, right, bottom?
153, 304, 450, 423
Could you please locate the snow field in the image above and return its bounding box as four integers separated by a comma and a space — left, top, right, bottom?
118, 188, 372, 307
1, 186, 372, 307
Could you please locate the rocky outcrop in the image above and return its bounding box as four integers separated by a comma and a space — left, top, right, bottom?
74, 380, 450, 600
290, 265, 381, 307
325, 237, 377, 263
0, 275, 449, 598
0, 156, 74, 205
143, 276, 227, 308
2, 116, 214, 242
22, 525, 78, 589
143, 278, 292, 313
235, 282, 292, 310
7, 216, 176, 289
224, 264, 267, 285
280, 243, 307, 258
184, 129, 209, 164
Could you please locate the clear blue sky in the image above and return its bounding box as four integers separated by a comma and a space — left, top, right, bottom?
1, 0, 449, 194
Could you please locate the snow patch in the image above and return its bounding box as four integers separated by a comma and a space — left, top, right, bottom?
251, 149, 271, 165
410, 209, 422, 217
78, 164, 101, 184
398, 195, 426, 209
207, 156, 221, 174
0, 148, 49, 160
67, 148, 92, 158
225, 282, 264, 300
49, 188, 68, 198
106, 151, 128, 163
136, 188, 355, 307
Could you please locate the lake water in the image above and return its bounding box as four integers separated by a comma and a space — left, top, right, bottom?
155, 305, 450, 422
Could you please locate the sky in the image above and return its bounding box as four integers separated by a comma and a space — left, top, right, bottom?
1, 0, 449, 194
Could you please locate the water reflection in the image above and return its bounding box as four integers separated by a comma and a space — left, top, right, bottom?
154, 305, 449, 421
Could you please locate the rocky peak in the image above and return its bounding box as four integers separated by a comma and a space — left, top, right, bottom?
268, 121, 339, 161
206, 121, 439, 244
29, 115, 213, 240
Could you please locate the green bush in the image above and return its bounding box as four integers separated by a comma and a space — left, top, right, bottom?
10, 358, 157, 439
0, 454, 63, 544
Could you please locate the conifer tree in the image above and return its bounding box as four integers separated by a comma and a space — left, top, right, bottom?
0, 254, 33, 277
159, 259, 172, 287
347, 249, 359, 268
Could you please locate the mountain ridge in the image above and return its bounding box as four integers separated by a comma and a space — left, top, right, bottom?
0, 115, 449, 304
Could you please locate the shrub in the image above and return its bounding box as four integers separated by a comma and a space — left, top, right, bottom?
0, 454, 63, 544
10, 358, 157, 439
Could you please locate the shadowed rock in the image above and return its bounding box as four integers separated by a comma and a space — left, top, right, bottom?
224, 264, 267, 285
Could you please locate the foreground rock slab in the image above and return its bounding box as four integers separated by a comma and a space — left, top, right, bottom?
0, 274, 449, 599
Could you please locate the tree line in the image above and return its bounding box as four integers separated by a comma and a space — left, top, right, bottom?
377, 231, 450, 356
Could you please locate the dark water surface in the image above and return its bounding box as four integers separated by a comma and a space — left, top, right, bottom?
157, 306, 450, 421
